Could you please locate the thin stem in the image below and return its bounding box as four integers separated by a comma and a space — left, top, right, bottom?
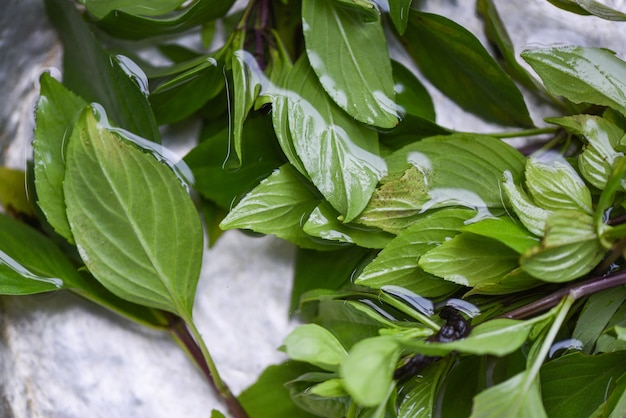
483, 127, 558, 139
499, 269, 626, 319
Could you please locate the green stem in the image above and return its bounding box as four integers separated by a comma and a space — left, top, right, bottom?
481, 127, 558, 139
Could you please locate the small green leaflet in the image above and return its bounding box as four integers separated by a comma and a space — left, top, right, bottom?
63, 107, 203, 316
302, 0, 398, 128
461, 217, 539, 254
283, 324, 348, 372
522, 46, 626, 116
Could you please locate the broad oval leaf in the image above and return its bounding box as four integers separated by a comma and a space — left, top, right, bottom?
522, 46, 626, 116
283, 324, 348, 372
63, 108, 203, 316
401, 11, 533, 127
340, 336, 400, 407
279, 56, 387, 222
302, 0, 399, 128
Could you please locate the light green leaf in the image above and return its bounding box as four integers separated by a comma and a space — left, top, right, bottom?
0, 168, 34, 217
303, 201, 393, 248
616, 326, 626, 341
501, 170, 550, 236
461, 217, 540, 254
357, 134, 526, 233
541, 352, 626, 418
81, 0, 186, 19
525, 154, 593, 214
340, 336, 400, 407
63, 108, 203, 316
522, 46, 626, 116
521, 211, 605, 282
355, 208, 473, 296
546, 115, 624, 189
310, 379, 349, 398
466, 267, 544, 296
302, 0, 398, 128
419, 233, 519, 288
401, 11, 533, 127
220, 164, 337, 250
280, 56, 387, 222
283, 324, 348, 372
34, 73, 87, 242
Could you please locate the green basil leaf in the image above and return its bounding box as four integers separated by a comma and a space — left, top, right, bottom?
33, 73, 87, 242
81, 0, 185, 19
573, 287, 626, 353
63, 107, 203, 316
461, 217, 540, 254
303, 202, 393, 249
378, 114, 451, 151
392, 60, 435, 121
520, 211, 605, 282
238, 362, 320, 418
302, 0, 398, 128
502, 171, 551, 237
0, 168, 34, 217
284, 324, 348, 372
590, 372, 626, 418
541, 352, 626, 418
357, 134, 525, 233
286, 372, 350, 418
466, 267, 543, 296
419, 233, 519, 289
525, 155, 593, 214
355, 208, 472, 296
45, 0, 160, 142
522, 46, 626, 116
387, 0, 412, 34
0, 213, 77, 294
398, 359, 453, 418
340, 336, 400, 407
402, 11, 533, 127
546, 0, 626, 21
90, 0, 236, 39
310, 379, 349, 398
220, 164, 335, 250
280, 56, 387, 222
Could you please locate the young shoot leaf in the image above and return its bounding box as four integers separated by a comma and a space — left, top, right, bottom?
522, 46, 626, 116
63, 107, 203, 316
302, 0, 398, 128
501, 170, 550, 236
461, 217, 540, 254
340, 336, 400, 407
283, 324, 348, 372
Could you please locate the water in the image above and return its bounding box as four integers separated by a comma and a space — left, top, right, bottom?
381, 285, 435, 316
0, 249, 64, 289
548, 338, 583, 358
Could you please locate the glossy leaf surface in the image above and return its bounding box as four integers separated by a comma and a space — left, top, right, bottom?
302, 0, 398, 128
64, 108, 203, 315
522, 46, 626, 116
402, 11, 533, 127
461, 217, 539, 254
283, 324, 348, 372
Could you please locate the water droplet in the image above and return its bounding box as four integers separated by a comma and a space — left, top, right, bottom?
381, 285, 434, 316
359, 298, 398, 321
113, 55, 150, 97
0, 250, 63, 288
549, 338, 583, 358
440, 298, 481, 318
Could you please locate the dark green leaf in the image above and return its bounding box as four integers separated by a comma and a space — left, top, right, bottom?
33, 73, 87, 242
378, 114, 451, 151
45, 0, 160, 142
541, 351, 626, 418
64, 108, 203, 316
0, 168, 34, 217
238, 361, 319, 418
522, 46, 626, 116
90, 0, 236, 39
547, 0, 626, 21
219, 164, 336, 250
392, 60, 435, 121
82, 0, 185, 19
402, 11, 533, 127
399, 359, 453, 418
355, 208, 472, 296
286, 372, 349, 418
573, 287, 626, 353
387, 0, 412, 34
302, 0, 399, 128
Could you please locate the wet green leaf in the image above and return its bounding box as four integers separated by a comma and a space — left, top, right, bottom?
521, 211, 605, 282
419, 233, 519, 289
525, 155, 593, 214
0, 168, 34, 217
302, 0, 398, 128
546, 115, 624, 189
340, 336, 400, 407
387, 0, 412, 34
33, 73, 87, 242
357, 134, 525, 233
63, 108, 203, 316
522, 46, 626, 116
279, 56, 387, 222
379, 114, 451, 151
541, 352, 626, 418
81, 0, 185, 19
402, 11, 533, 127
303, 201, 393, 248
284, 324, 348, 372
45, 0, 160, 142
467, 267, 543, 296
501, 170, 551, 237
90, 0, 236, 39
573, 287, 626, 353
355, 208, 472, 296
590, 372, 626, 418
398, 359, 452, 418
220, 164, 336, 250
392, 60, 435, 121
286, 372, 350, 418
546, 0, 626, 21
461, 217, 540, 254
